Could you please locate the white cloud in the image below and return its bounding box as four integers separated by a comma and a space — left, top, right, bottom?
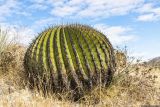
129, 51, 160, 61
50, 0, 144, 18
129, 51, 147, 61
32, 17, 60, 31
68, 0, 85, 6
0, 24, 35, 45
1, 0, 159, 23
0, 0, 19, 21
28, 0, 49, 10
94, 24, 136, 45
16, 27, 35, 45
137, 14, 156, 21
136, 3, 160, 21
28, 4, 48, 10
31, 0, 46, 4
48, 0, 160, 22
51, 6, 80, 17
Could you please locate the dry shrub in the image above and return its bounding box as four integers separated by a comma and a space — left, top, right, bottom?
115, 50, 127, 69
105, 62, 160, 106
0, 44, 26, 88
78, 58, 160, 106
0, 88, 81, 107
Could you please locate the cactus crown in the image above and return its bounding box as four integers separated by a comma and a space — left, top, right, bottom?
24, 24, 115, 96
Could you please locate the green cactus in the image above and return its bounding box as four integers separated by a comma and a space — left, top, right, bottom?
24, 24, 116, 96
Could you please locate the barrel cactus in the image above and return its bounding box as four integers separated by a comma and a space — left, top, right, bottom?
24, 24, 116, 96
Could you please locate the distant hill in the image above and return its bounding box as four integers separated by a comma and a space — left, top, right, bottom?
147, 57, 160, 67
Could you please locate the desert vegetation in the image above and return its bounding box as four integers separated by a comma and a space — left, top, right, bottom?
0, 26, 160, 107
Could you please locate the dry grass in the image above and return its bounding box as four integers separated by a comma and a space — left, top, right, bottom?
0, 61, 159, 107
0, 29, 159, 107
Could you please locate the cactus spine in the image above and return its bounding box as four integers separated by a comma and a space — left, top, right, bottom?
24, 24, 116, 95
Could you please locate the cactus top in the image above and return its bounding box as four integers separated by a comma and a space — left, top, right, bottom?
24, 24, 115, 91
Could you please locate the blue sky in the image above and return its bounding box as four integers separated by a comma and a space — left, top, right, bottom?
0, 0, 160, 60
